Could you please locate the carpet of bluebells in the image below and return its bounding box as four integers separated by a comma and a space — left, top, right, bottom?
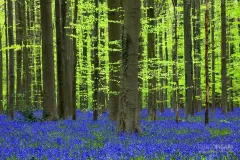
0, 108, 240, 160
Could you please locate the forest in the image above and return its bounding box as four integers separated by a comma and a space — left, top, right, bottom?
0, 0, 240, 159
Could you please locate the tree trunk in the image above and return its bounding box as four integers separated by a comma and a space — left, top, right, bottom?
193, 0, 202, 113
4, 0, 9, 109
171, 0, 179, 123
117, 0, 141, 133
108, 0, 121, 121
147, 0, 157, 121
23, 0, 31, 107
72, 0, 79, 120
221, 0, 227, 114
40, 0, 58, 121
15, 0, 23, 109
7, 0, 15, 119
0, 31, 3, 113
211, 0, 216, 112
92, 0, 99, 121
159, 20, 164, 113
205, 0, 210, 125
183, 0, 193, 115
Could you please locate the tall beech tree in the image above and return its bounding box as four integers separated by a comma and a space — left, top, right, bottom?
117, 0, 141, 133
40, 0, 58, 120
108, 0, 121, 121
183, 0, 193, 115
193, 0, 202, 113
221, 0, 227, 114
7, 0, 14, 119
172, 0, 179, 122
72, 0, 79, 120
92, 0, 99, 121
0, 31, 2, 113
211, 0, 216, 112
205, 0, 210, 125
147, 0, 157, 121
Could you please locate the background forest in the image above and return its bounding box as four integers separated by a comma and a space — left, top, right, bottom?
0, 0, 240, 159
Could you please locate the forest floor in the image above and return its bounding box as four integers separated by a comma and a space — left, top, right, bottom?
0, 108, 239, 160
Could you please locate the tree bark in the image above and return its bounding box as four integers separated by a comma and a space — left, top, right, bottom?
40, 0, 58, 121
117, 0, 141, 133
221, 0, 227, 114
193, 0, 202, 113
211, 0, 216, 112
7, 0, 15, 119
108, 0, 121, 121
183, 0, 193, 115
205, 0, 210, 125
0, 31, 3, 113
147, 0, 157, 121
72, 0, 79, 120
92, 0, 99, 121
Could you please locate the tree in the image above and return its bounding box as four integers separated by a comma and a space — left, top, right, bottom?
117, 0, 141, 133
7, 0, 15, 119
108, 0, 121, 121
72, 0, 79, 120
221, 0, 227, 114
205, 0, 210, 125
15, 0, 23, 108
193, 0, 202, 113
40, 0, 58, 120
92, 0, 99, 121
0, 30, 2, 113
211, 0, 216, 112
183, 0, 193, 115
147, 0, 157, 121
171, 0, 179, 123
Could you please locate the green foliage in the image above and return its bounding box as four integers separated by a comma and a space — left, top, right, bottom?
207, 128, 232, 138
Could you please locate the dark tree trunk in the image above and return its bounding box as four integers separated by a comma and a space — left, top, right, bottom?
15, 0, 23, 109
72, 0, 79, 120
164, 31, 168, 110
159, 20, 164, 113
221, 0, 227, 114
117, 0, 141, 133
92, 0, 99, 121
183, 0, 193, 115
193, 0, 202, 113
40, 0, 58, 121
147, 0, 157, 121
0, 32, 2, 113
205, 0, 210, 125
4, 0, 9, 108
7, 0, 15, 119
108, 0, 121, 121
172, 0, 179, 123
211, 0, 216, 112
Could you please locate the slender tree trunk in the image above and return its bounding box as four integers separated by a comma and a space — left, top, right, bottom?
7, 0, 15, 119
147, 0, 157, 121
92, 0, 99, 121
221, 0, 227, 114
159, 21, 164, 113
4, 0, 9, 109
40, 0, 58, 121
117, 0, 141, 133
164, 31, 168, 110
172, 0, 179, 123
0, 31, 3, 113
211, 0, 216, 112
108, 0, 121, 121
15, 0, 23, 109
183, 0, 193, 115
23, 0, 31, 107
55, 0, 66, 119
193, 0, 202, 113
205, 0, 209, 125
72, 0, 79, 120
